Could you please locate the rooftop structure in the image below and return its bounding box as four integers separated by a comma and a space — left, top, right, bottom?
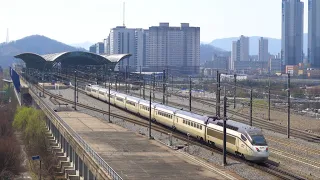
14, 51, 131, 70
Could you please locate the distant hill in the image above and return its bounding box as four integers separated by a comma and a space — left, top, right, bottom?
0, 35, 86, 67
200, 44, 230, 65
70, 41, 93, 51
209, 33, 308, 55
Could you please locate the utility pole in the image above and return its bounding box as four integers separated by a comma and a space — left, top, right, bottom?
171, 75, 174, 92
109, 77, 111, 123
76, 81, 78, 103
96, 70, 98, 85
143, 78, 145, 100
149, 88, 152, 139
125, 66, 128, 94
216, 71, 221, 117
223, 86, 227, 166
153, 74, 155, 101
189, 76, 192, 112
163, 69, 166, 104
250, 88, 253, 126
104, 65, 106, 88
287, 73, 290, 138
140, 66, 142, 98
74, 70, 77, 110
233, 74, 237, 109
115, 76, 118, 91
268, 75, 271, 121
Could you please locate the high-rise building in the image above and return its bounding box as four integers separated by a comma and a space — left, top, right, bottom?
89, 45, 96, 53
96, 42, 104, 54
134, 29, 147, 71
308, 0, 320, 68
89, 43, 104, 54
259, 37, 269, 61
108, 26, 136, 71
239, 35, 249, 61
104, 37, 110, 55
281, 0, 304, 67
231, 41, 239, 70
147, 23, 200, 74
231, 35, 249, 70
107, 26, 147, 71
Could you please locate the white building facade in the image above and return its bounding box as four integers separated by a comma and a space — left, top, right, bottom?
259, 37, 269, 61
147, 23, 200, 74
106, 26, 147, 72
231, 35, 250, 70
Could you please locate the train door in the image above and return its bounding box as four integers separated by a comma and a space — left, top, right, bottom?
238, 134, 248, 155
173, 114, 177, 129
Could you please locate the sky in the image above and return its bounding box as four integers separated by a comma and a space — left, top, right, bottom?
0, 0, 309, 45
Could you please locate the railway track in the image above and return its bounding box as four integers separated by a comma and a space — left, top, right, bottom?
30, 83, 308, 180
53, 73, 320, 143
266, 136, 320, 155
123, 88, 320, 144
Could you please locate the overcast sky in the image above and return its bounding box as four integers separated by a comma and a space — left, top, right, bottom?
0, 0, 308, 44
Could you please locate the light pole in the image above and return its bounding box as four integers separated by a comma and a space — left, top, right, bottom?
287, 73, 290, 138
216, 71, 221, 117
189, 76, 192, 112
149, 88, 152, 139
233, 74, 237, 109
268, 74, 271, 121
163, 69, 166, 104
74, 70, 77, 110
223, 86, 227, 166
109, 77, 111, 123
250, 88, 253, 126
32, 155, 41, 180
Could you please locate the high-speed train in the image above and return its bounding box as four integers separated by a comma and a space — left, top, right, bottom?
85, 84, 269, 162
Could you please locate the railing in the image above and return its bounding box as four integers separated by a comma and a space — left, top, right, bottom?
27, 80, 123, 180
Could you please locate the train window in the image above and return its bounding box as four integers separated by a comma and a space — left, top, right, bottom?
200, 125, 202, 130
241, 134, 247, 141
191, 122, 194, 127
188, 121, 190, 126
183, 119, 185, 124
127, 100, 136, 106
116, 97, 124, 102
197, 124, 199, 129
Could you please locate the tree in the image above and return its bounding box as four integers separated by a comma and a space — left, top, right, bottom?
0, 136, 23, 178
0, 105, 22, 178
13, 107, 57, 179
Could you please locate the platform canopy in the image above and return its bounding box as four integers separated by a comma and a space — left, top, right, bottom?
15, 51, 131, 70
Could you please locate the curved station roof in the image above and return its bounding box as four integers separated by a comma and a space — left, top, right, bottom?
15, 51, 131, 69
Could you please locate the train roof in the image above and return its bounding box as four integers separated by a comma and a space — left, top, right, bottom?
208, 119, 261, 134
114, 92, 127, 98
98, 88, 108, 93
138, 99, 158, 108
126, 96, 141, 102
154, 104, 179, 114
175, 110, 209, 123
176, 111, 208, 124
91, 86, 101, 91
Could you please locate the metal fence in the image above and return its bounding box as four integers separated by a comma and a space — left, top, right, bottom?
26, 78, 123, 180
